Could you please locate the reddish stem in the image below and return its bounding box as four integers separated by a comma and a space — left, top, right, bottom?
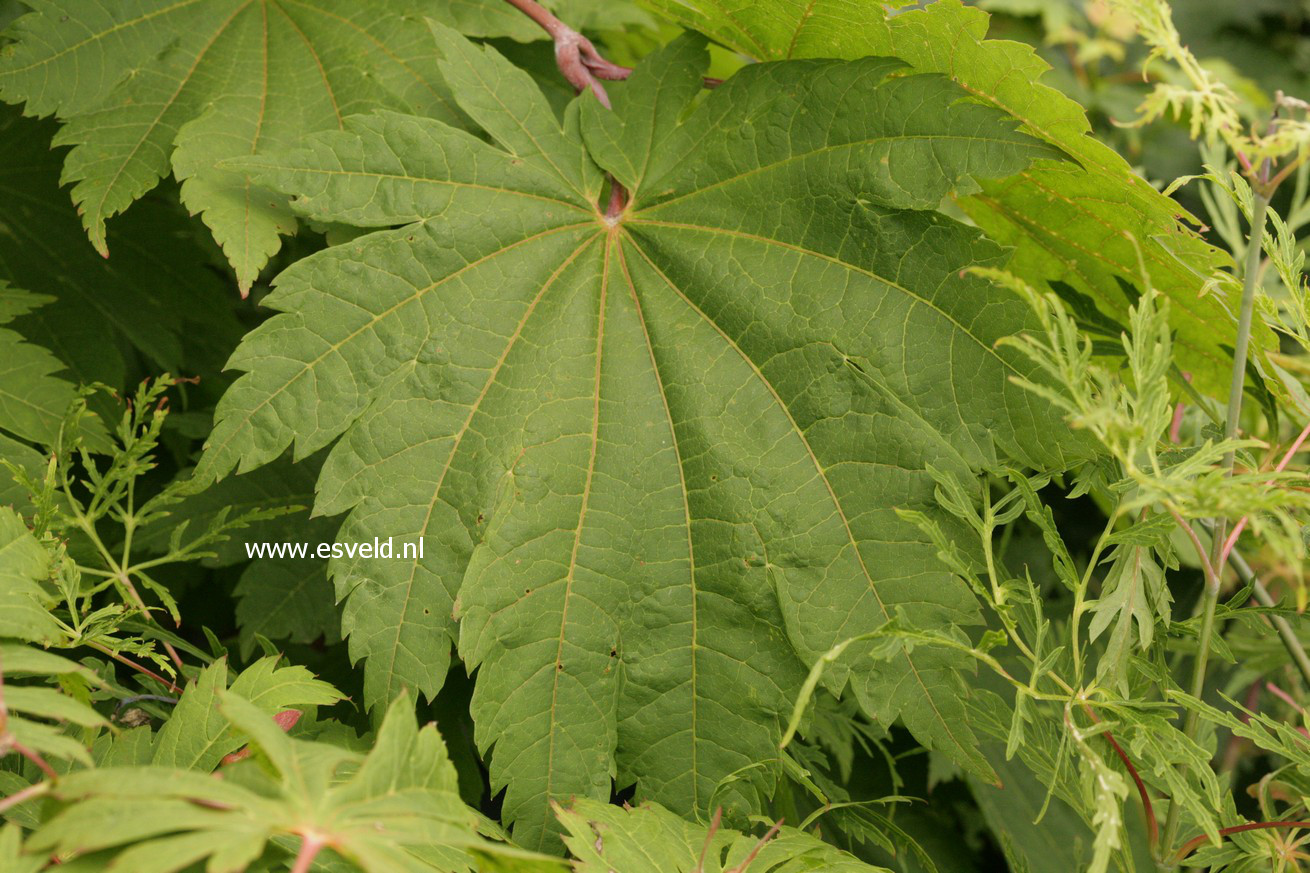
0, 652, 59, 782
696, 807, 723, 873
499, 0, 722, 221
1081, 704, 1159, 849
728, 819, 783, 873
500, 0, 720, 103
1101, 729, 1159, 848
116, 577, 187, 674
605, 181, 628, 220
0, 780, 50, 814
1265, 681, 1304, 713
290, 832, 328, 873
501, 0, 613, 106
9, 739, 58, 782
1174, 820, 1310, 863
1218, 417, 1310, 567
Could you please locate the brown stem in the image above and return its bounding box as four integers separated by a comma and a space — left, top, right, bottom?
1080, 704, 1158, 850
1101, 725, 1159, 848
1174, 820, 1310, 863
117, 575, 186, 674
500, 0, 720, 102
85, 640, 182, 694
1261, 152, 1306, 197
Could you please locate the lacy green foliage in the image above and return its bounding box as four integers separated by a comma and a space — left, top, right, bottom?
998, 267, 1310, 569
195, 24, 1095, 848
0, 0, 465, 292
1086, 540, 1172, 695
558, 798, 891, 872
637, 0, 1252, 394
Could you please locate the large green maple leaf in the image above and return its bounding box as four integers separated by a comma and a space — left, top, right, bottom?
0, 0, 463, 292
638, 0, 1249, 394
198, 27, 1083, 849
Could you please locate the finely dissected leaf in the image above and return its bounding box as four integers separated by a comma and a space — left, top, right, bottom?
0, 107, 240, 388
1088, 544, 1170, 693
29, 691, 553, 873
200, 29, 1083, 847
135, 452, 331, 567
638, 0, 1250, 393
0, 0, 464, 290
0, 506, 59, 643
150, 656, 341, 771
558, 797, 891, 872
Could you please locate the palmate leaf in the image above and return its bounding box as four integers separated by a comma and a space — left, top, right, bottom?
150, 657, 342, 771
637, 0, 1250, 394
199, 28, 1083, 849
1087, 544, 1171, 694
0, 0, 465, 292
27, 691, 556, 873
558, 797, 891, 872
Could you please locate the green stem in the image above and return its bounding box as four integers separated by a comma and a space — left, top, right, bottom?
1227, 547, 1310, 688
1159, 192, 1269, 863
1072, 512, 1118, 685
